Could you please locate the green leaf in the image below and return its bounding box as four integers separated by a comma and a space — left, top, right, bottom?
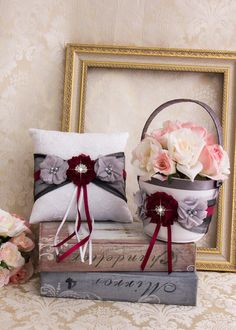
0, 261, 10, 270
0, 236, 11, 245
168, 175, 173, 184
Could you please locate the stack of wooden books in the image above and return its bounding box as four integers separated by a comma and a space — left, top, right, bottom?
39, 221, 198, 305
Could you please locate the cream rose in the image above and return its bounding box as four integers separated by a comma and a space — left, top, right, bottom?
0, 209, 27, 237
0, 242, 25, 269
168, 128, 205, 181
132, 137, 162, 178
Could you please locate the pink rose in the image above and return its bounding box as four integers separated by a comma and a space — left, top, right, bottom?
10, 232, 35, 252
199, 144, 230, 180
0, 242, 25, 269
150, 121, 215, 149
181, 122, 215, 145
150, 120, 182, 148
153, 150, 176, 176
10, 259, 34, 284
0, 268, 10, 288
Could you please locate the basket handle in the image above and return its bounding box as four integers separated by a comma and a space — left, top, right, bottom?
141, 99, 223, 145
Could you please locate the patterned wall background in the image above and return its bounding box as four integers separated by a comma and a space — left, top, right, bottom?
1, 0, 236, 218
1, 2, 236, 329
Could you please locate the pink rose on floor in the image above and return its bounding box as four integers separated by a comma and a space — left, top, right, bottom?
0, 268, 10, 288
10, 259, 34, 284
153, 150, 176, 176
132, 137, 162, 178
0, 209, 28, 237
150, 120, 182, 148
199, 144, 230, 180
10, 232, 35, 252
0, 242, 25, 269
11, 214, 32, 233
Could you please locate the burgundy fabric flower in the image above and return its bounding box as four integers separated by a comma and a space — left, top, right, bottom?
146, 192, 178, 227
66, 154, 96, 186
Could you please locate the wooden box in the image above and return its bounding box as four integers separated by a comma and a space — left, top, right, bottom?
39, 222, 196, 272
40, 271, 198, 306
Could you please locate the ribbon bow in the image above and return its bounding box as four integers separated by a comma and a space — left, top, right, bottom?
34, 152, 126, 263
54, 154, 96, 263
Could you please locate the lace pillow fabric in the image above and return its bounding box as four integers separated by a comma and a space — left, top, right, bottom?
29, 129, 133, 224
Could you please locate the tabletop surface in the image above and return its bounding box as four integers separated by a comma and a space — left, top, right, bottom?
0, 272, 236, 330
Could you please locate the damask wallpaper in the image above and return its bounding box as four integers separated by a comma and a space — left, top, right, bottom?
1, 1, 236, 329
1, 0, 236, 218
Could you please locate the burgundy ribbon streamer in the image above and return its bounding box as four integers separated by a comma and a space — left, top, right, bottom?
53, 186, 82, 248
54, 185, 93, 262
141, 222, 173, 273
141, 205, 214, 273
141, 222, 161, 271
167, 225, 172, 273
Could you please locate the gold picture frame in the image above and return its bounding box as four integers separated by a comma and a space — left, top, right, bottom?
62, 44, 236, 272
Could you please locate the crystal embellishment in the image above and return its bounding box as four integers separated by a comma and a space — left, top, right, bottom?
187, 209, 198, 217
155, 204, 166, 216
49, 166, 59, 174
105, 164, 113, 175
75, 163, 88, 174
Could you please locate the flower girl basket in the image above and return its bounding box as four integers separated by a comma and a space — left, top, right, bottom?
137, 99, 224, 271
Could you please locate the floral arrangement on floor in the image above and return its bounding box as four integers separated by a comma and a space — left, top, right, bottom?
0, 209, 35, 287
132, 120, 230, 182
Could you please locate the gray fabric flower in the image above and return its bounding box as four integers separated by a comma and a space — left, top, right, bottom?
40, 155, 69, 184
134, 190, 147, 219
95, 156, 124, 182
177, 198, 208, 229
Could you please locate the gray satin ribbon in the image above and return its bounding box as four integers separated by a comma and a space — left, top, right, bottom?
141, 98, 222, 145
34, 153, 127, 202
146, 176, 222, 190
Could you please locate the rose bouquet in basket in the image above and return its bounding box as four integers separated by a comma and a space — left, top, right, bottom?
0, 209, 35, 287
132, 119, 229, 182
132, 99, 230, 272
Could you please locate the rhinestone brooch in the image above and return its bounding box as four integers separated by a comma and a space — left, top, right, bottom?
75, 163, 88, 174
155, 204, 166, 216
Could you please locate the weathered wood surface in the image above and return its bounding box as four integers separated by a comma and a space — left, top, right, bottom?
39, 222, 196, 272
40, 271, 198, 306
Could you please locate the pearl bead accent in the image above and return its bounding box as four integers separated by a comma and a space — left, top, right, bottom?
187, 209, 198, 217
49, 166, 59, 175
105, 164, 113, 175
